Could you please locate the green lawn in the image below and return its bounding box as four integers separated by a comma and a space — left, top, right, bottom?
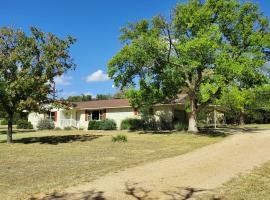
0, 129, 224, 200
238, 123, 270, 129
199, 161, 270, 200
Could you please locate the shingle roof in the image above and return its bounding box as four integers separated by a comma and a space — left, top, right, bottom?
73, 99, 130, 110
72, 94, 188, 110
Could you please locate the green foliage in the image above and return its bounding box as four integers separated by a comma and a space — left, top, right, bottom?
88, 119, 117, 130
120, 118, 144, 130
102, 119, 117, 130
54, 127, 62, 131
64, 126, 72, 131
112, 134, 127, 143
108, 0, 270, 131
0, 119, 8, 125
174, 122, 188, 131
197, 111, 208, 128
88, 120, 99, 130
16, 120, 33, 129
37, 119, 55, 130
67, 94, 92, 102
0, 26, 75, 142
95, 94, 113, 100
120, 117, 173, 131
218, 84, 270, 124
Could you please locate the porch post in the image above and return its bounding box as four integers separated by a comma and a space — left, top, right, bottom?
214, 106, 217, 129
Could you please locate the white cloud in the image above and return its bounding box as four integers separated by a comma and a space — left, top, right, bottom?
86, 70, 110, 82
83, 92, 96, 98
54, 75, 72, 86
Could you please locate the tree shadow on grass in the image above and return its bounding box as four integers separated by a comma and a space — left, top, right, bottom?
136, 129, 229, 137
0, 129, 36, 135
29, 190, 106, 200
136, 130, 177, 135
0, 134, 102, 145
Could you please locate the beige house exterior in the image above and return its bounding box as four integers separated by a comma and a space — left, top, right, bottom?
28, 96, 224, 130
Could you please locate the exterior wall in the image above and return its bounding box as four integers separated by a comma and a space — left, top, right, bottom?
28, 113, 45, 129
28, 108, 68, 129
28, 106, 178, 130
106, 107, 136, 129
77, 110, 88, 130
153, 105, 174, 123
76, 106, 175, 130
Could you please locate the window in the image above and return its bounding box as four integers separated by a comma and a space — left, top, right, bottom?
46, 111, 57, 122
92, 110, 100, 120
86, 110, 106, 121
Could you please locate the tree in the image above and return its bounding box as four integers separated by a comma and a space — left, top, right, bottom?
108, 0, 270, 132
67, 94, 92, 102
246, 84, 270, 123
0, 27, 75, 143
218, 86, 254, 124
95, 94, 113, 100
113, 90, 126, 99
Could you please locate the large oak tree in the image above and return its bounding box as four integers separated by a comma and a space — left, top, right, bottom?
108, 0, 270, 132
0, 27, 75, 143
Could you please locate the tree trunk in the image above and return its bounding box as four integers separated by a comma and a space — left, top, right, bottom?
188, 98, 198, 133
239, 108, 245, 125
7, 112, 13, 144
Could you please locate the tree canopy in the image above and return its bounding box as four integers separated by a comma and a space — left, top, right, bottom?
0, 27, 75, 143
108, 0, 270, 132
67, 94, 92, 102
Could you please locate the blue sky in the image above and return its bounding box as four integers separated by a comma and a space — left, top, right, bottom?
0, 0, 269, 98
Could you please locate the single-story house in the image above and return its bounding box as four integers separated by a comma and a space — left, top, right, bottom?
28, 95, 225, 130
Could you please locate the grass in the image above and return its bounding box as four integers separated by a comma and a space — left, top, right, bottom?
238, 123, 270, 129
0, 129, 224, 200
199, 161, 270, 200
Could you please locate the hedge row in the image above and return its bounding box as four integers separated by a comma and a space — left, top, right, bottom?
88, 119, 117, 130
17, 119, 33, 129
120, 117, 180, 131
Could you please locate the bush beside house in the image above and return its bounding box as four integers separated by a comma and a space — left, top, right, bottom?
120, 117, 174, 131
37, 119, 55, 130
88, 119, 117, 130
16, 119, 33, 129
174, 122, 188, 131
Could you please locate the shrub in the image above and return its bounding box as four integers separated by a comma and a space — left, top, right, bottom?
37, 119, 55, 130
54, 127, 62, 131
16, 119, 33, 129
0, 118, 8, 125
88, 119, 117, 130
120, 118, 144, 130
143, 116, 158, 130
101, 119, 117, 130
120, 118, 132, 130
64, 126, 72, 131
174, 122, 188, 131
158, 116, 173, 130
112, 134, 127, 142
88, 120, 101, 130
121, 117, 174, 131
